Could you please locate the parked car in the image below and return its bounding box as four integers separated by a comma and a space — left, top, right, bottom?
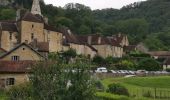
136, 70, 148, 74
129, 71, 135, 75
110, 70, 117, 74
95, 67, 108, 73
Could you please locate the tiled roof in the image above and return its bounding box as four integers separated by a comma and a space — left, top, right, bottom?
0, 48, 7, 52
60, 28, 80, 44
44, 24, 59, 32
148, 51, 170, 56
21, 12, 43, 23
86, 44, 98, 52
124, 45, 137, 51
0, 22, 18, 32
77, 35, 121, 46
0, 61, 36, 73
29, 41, 49, 52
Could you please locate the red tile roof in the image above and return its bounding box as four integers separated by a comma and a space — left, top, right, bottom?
148, 51, 170, 56
0, 61, 36, 73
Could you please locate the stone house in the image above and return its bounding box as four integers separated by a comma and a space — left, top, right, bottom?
77, 34, 123, 58
61, 29, 98, 58
0, 43, 46, 88
0, 43, 46, 61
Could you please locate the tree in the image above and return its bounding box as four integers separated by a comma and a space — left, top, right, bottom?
117, 60, 136, 70
0, 9, 15, 20
55, 17, 73, 29
8, 60, 96, 100
78, 25, 91, 35
137, 58, 162, 71
92, 55, 105, 66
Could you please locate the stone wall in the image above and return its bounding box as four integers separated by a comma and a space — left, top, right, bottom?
20, 21, 44, 43
0, 74, 29, 89
1, 31, 17, 51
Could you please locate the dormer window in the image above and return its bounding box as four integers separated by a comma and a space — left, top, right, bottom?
31, 33, 34, 40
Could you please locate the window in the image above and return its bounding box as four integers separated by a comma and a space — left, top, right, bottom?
11, 56, 20, 61
32, 24, 34, 28
9, 32, 12, 40
31, 33, 34, 40
6, 78, 15, 86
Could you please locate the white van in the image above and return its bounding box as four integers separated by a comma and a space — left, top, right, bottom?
95, 67, 108, 73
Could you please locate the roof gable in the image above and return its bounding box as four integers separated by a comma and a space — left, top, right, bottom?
21, 12, 43, 23
0, 43, 46, 59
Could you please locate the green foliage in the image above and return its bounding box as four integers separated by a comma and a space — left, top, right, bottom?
2, 0, 170, 50
96, 92, 130, 100
117, 60, 136, 70
142, 90, 153, 98
166, 68, 170, 72
95, 81, 105, 92
62, 49, 77, 58
55, 17, 73, 28
8, 60, 96, 100
7, 83, 33, 100
0, 9, 15, 20
106, 83, 129, 96
137, 58, 161, 71
92, 55, 106, 66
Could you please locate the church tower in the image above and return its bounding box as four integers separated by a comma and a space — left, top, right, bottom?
31, 0, 42, 16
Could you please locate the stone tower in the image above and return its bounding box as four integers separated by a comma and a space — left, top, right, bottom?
31, 0, 42, 15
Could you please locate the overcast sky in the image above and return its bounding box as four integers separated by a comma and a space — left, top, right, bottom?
44, 0, 147, 10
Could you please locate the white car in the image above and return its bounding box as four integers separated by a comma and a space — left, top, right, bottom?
95, 67, 108, 73
110, 70, 117, 74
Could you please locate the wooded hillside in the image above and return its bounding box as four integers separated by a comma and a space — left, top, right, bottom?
1, 0, 170, 50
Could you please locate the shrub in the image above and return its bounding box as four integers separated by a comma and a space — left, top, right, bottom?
95, 81, 105, 92
137, 58, 161, 71
106, 83, 129, 96
166, 68, 170, 72
7, 83, 32, 100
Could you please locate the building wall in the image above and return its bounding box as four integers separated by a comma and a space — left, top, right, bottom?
44, 29, 63, 52
84, 45, 97, 58
112, 46, 123, 58
1, 31, 17, 51
20, 21, 44, 43
0, 74, 29, 88
1, 45, 44, 61
93, 45, 112, 58
120, 36, 129, 46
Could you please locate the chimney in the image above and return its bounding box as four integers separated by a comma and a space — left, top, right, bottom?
67, 29, 72, 35
87, 36, 92, 44
98, 37, 101, 44
44, 17, 48, 24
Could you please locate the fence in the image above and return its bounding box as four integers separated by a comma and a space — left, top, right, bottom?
129, 87, 170, 100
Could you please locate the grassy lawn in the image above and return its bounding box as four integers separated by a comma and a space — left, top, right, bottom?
101, 76, 170, 100
0, 91, 7, 100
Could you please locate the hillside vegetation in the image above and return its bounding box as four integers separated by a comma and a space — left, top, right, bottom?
1, 0, 170, 50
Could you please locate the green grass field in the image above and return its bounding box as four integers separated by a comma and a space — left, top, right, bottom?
101, 76, 170, 100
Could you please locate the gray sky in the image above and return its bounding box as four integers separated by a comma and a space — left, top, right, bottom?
44, 0, 147, 10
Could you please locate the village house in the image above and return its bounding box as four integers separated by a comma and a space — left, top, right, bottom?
0, 43, 46, 88
0, 0, 130, 88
